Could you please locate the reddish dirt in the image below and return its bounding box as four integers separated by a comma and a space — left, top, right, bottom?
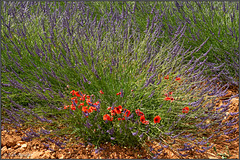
1, 86, 239, 159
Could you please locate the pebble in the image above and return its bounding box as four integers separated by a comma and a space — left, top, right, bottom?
21, 144, 27, 148
1, 146, 7, 153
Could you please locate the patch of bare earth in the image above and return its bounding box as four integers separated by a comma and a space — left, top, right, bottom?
1, 87, 239, 159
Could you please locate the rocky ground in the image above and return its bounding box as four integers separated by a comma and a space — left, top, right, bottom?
1, 86, 239, 159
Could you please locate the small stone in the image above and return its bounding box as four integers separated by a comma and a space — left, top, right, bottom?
1, 146, 7, 153
21, 144, 27, 148
7, 148, 13, 152
18, 147, 25, 152
31, 151, 42, 159
57, 154, 64, 159
13, 145, 20, 149
17, 141, 25, 146
42, 150, 51, 158
231, 98, 239, 104
209, 156, 218, 159
2, 130, 7, 134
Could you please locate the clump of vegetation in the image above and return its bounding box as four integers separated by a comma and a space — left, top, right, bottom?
1, 1, 238, 158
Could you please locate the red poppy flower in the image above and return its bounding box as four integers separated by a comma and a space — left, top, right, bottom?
99, 90, 104, 94
86, 95, 90, 99
164, 93, 168, 97
164, 97, 171, 101
124, 109, 131, 117
64, 105, 69, 109
110, 110, 116, 116
71, 97, 78, 104
71, 104, 76, 111
169, 92, 173, 95
140, 116, 145, 123
116, 92, 121, 95
114, 107, 121, 114
103, 114, 113, 121
86, 99, 92, 105
79, 103, 84, 106
70, 90, 76, 96
154, 116, 161, 123
80, 97, 85, 101
143, 120, 149, 125
170, 96, 174, 102
118, 105, 122, 110
107, 107, 112, 110
88, 107, 96, 113
131, 89, 134, 92
182, 107, 189, 113
164, 75, 169, 80
82, 106, 88, 113
118, 117, 126, 121
103, 114, 110, 121
88, 107, 93, 113
75, 91, 81, 97
175, 77, 181, 81
71, 96, 77, 100
138, 111, 144, 116
109, 117, 113, 121
135, 109, 144, 116
135, 109, 140, 113
94, 101, 100, 105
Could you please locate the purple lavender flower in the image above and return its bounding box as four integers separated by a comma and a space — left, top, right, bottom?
119, 127, 122, 134
148, 90, 155, 98
152, 153, 161, 159
109, 65, 112, 73
132, 130, 138, 136
224, 128, 238, 135
95, 147, 103, 154
120, 89, 124, 97
230, 112, 239, 116
129, 126, 134, 130
164, 131, 174, 135
40, 129, 51, 135
110, 137, 115, 140
226, 137, 238, 142
2, 90, 12, 94
189, 96, 204, 107
107, 127, 114, 135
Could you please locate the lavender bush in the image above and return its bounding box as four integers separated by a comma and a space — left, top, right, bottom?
1, 1, 238, 158
85, 1, 239, 85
